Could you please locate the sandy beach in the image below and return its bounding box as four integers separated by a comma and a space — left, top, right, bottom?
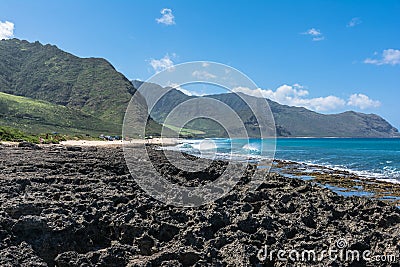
59, 138, 179, 147
0, 138, 179, 148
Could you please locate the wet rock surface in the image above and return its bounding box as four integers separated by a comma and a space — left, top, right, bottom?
273, 159, 400, 205
0, 145, 399, 266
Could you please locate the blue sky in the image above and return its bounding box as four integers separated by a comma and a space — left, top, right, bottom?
0, 0, 399, 128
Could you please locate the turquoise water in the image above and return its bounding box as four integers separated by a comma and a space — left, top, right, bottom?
172, 138, 400, 183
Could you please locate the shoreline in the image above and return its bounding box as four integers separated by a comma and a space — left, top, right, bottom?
2, 139, 399, 205
162, 142, 400, 206
0, 144, 398, 265
272, 157, 400, 184
170, 147, 400, 205
167, 142, 400, 184
272, 159, 400, 207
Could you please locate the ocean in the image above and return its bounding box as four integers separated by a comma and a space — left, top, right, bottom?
170, 138, 400, 183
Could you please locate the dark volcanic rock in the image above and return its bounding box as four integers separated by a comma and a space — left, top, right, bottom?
65, 146, 82, 152
0, 145, 399, 266
0, 241, 47, 266
18, 141, 42, 150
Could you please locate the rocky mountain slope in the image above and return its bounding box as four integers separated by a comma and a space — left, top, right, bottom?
135, 81, 399, 138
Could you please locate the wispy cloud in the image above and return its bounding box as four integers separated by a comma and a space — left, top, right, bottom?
0, 21, 14, 40
312, 36, 325, 41
364, 49, 400, 66
233, 84, 380, 112
347, 93, 381, 109
156, 8, 175, 26
301, 28, 325, 41
347, 17, 362, 28
149, 54, 175, 73
192, 70, 216, 80
167, 82, 204, 96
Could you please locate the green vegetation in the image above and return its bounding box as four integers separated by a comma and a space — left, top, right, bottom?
163, 123, 206, 137
0, 126, 38, 143
0, 92, 121, 136
183, 119, 228, 138
0, 125, 73, 144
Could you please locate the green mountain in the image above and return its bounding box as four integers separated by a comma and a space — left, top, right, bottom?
135, 81, 399, 138
0, 38, 134, 122
0, 39, 163, 137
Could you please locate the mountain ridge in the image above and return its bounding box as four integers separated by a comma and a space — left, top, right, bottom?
134, 81, 399, 138
0, 38, 397, 138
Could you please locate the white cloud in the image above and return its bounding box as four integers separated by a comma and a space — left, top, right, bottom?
202, 62, 210, 67
233, 84, 344, 112
233, 84, 380, 112
312, 36, 325, 41
301, 28, 325, 41
296, 95, 345, 112
192, 70, 216, 80
364, 58, 379, 65
167, 82, 203, 96
149, 54, 174, 73
305, 28, 321, 36
233, 84, 307, 99
347, 93, 381, 109
177, 88, 195, 96
0, 21, 14, 40
347, 17, 362, 27
156, 8, 175, 25
364, 49, 400, 66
